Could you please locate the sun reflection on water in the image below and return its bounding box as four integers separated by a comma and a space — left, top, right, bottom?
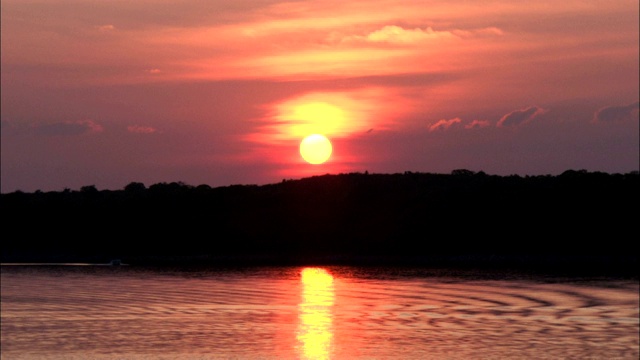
297, 267, 335, 360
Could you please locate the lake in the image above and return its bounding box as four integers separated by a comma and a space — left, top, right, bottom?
1, 265, 638, 359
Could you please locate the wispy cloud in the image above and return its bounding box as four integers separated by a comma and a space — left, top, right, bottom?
35, 120, 104, 136
341, 25, 503, 45
348, 26, 455, 44
247, 87, 406, 145
96, 24, 115, 32
453, 27, 504, 38
497, 106, 546, 127
593, 102, 639, 123
465, 120, 491, 129
127, 125, 158, 134
429, 117, 491, 132
429, 117, 462, 132
3, 0, 636, 87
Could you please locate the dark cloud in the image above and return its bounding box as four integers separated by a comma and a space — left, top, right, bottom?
497, 106, 545, 127
593, 102, 639, 123
35, 120, 103, 136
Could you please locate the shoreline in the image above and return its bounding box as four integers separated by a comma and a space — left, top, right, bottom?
2, 253, 637, 278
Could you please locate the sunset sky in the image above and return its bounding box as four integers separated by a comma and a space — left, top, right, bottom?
2, 0, 638, 192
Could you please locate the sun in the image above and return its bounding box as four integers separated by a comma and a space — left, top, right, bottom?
300, 134, 332, 164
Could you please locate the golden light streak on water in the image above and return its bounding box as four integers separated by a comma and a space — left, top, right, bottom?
297, 267, 335, 360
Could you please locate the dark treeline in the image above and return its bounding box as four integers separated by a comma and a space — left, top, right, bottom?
1, 169, 638, 273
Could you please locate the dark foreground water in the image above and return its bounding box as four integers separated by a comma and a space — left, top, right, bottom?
1, 265, 638, 359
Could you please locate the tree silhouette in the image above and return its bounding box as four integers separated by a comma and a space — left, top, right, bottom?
124, 182, 146, 192
0, 170, 637, 273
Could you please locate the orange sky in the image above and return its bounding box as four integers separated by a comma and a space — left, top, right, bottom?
1, 0, 638, 192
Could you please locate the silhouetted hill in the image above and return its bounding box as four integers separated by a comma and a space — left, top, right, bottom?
1, 170, 638, 274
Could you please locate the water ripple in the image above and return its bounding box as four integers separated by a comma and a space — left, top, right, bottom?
1, 266, 637, 359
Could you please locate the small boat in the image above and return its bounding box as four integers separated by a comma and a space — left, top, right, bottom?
110, 259, 122, 266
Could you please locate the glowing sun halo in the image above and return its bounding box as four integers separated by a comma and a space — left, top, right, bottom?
300, 134, 332, 164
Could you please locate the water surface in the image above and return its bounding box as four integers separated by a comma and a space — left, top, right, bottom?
1, 265, 638, 359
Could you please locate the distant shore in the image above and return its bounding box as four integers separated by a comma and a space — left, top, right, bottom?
2, 253, 637, 278
2, 170, 638, 278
